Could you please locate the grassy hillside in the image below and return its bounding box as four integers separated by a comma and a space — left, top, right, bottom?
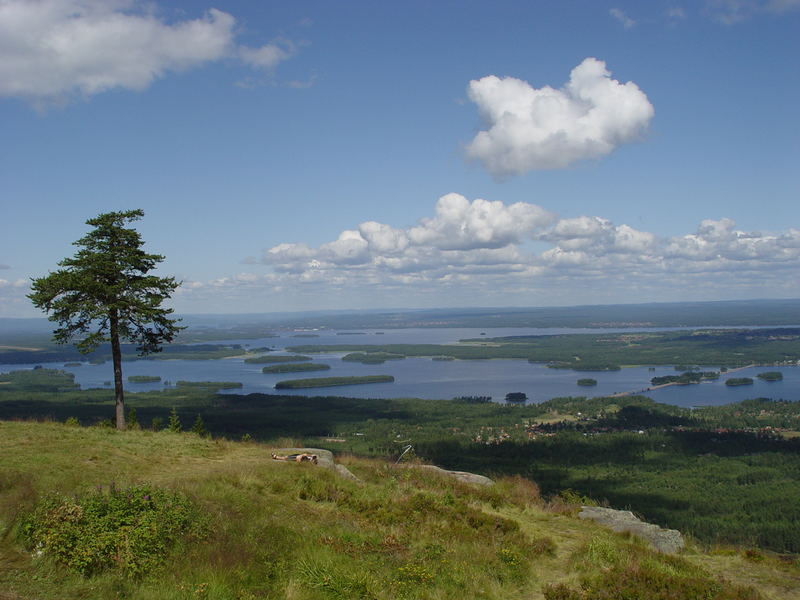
1, 422, 798, 599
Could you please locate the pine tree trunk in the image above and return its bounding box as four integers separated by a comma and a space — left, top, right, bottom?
110, 309, 126, 430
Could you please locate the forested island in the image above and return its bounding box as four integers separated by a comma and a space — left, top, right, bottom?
274, 375, 395, 389
243, 354, 312, 364
261, 363, 331, 374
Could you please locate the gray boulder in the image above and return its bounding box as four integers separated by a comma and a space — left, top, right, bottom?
578, 506, 684, 554
413, 464, 494, 486
271, 448, 361, 482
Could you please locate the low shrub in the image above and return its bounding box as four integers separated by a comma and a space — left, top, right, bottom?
21, 483, 208, 577
545, 561, 761, 599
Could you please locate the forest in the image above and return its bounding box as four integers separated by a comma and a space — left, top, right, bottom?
1, 368, 798, 553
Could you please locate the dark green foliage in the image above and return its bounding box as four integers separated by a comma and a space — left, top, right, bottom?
168, 407, 181, 433
126, 407, 138, 429
577, 379, 597, 386
21, 483, 207, 577
342, 352, 406, 364
726, 377, 754, 386
243, 354, 311, 364
27, 210, 183, 429
547, 362, 622, 371
175, 380, 242, 389
0, 369, 79, 392
651, 371, 719, 385
505, 392, 527, 402
191, 414, 209, 437
275, 375, 395, 389
757, 371, 783, 381
261, 362, 331, 374
127, 375, 161, 383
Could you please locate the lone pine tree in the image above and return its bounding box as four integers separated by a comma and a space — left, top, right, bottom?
29, 209, 183, 429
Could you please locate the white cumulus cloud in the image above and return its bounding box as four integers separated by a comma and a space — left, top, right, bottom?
0, 0, 296, 103
408, 193, 555, 250
232, 197, 800, 309
465, 58, 655, 176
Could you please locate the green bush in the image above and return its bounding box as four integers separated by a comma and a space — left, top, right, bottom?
191, 414, 209, 438
168, 407, 181, 432
545, 561, 761, 599
21, 483, 207, 577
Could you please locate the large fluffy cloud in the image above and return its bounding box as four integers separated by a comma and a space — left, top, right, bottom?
260, 194, 555, 277
0, 0, 295, 102
215, 195, 800, 308
408, 193, 555, 250
465, 58, 655, 176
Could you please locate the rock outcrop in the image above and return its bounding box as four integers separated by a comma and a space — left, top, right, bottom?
413, 464, 494, 486
578, 506, 685, 554
272, 448, 360, 482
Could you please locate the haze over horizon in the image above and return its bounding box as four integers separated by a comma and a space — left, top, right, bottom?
2, 1, 798, 318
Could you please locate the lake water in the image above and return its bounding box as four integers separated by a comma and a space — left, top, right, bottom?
3, 327, 799, 408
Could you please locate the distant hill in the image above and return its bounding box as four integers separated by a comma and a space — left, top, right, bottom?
6, 299, 800, 344
173, 298, 800, 335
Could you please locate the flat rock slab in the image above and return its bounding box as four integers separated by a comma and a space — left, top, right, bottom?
272, 448, 334, 468
578, 506, 684, 554
272, 448, 360, 481
413, 464, 494, 486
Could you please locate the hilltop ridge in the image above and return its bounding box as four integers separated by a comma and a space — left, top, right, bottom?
1, 421, 798, 599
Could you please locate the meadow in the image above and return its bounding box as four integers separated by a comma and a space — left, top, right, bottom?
1, 420, 797, 599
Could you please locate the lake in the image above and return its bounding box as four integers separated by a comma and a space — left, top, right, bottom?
3, 327, 799, 408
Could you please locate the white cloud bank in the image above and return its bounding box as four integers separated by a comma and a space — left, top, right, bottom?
161, 194, 800, 312
0, 0, 295, 102
465, 58, 654, 176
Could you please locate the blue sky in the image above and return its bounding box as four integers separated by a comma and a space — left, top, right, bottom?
1, 0, 799, 317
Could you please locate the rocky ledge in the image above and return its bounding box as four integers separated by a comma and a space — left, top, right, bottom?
578, 506, 685, 554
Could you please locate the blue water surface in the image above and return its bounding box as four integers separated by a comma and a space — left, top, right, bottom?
2, 327, 798, 407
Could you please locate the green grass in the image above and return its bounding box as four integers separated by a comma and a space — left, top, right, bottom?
2, 421, 797, 599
